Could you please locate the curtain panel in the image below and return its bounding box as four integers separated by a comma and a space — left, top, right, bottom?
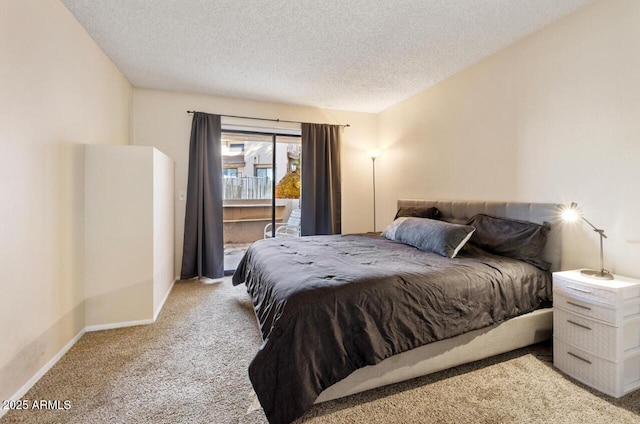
301, 123, 342, 236
180, 112, 224, 279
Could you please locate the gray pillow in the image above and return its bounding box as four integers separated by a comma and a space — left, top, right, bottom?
382, 217, 476, 258
466, 214, 551, 270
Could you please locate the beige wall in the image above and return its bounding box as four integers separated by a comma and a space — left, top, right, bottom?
133, 88, 378, 273
0, 0, 132, 401
378, 0, 640, 278
4, 0, 637, 405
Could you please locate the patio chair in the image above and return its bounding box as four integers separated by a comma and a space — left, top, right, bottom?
264, 208, 301, 238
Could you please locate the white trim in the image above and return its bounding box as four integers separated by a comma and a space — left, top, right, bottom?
221, 117, 301, 135
153, 278, 176, 321
1, 277, 179, 418
85, 318, 155, 333
1, 328, 86, 419
86, 278, 177, 332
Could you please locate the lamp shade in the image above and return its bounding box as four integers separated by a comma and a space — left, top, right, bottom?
561, 202, 580, 222
562, 202, 613, 280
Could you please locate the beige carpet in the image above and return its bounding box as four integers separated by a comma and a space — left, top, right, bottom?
3, 278, 640, 424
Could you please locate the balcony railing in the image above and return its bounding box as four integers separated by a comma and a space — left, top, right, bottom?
223, 176, 271, 200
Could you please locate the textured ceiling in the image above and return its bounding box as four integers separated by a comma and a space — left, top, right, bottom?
62, 0, 593, 113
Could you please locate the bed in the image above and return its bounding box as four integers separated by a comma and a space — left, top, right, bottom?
233, 199, 562, 424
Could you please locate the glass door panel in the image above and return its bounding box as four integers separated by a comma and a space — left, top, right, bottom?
221, 131, 302, 274
274, 139, 301, 238
221, 133, 273, 273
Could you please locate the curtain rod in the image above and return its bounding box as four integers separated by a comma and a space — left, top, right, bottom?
186, 111, 350, 128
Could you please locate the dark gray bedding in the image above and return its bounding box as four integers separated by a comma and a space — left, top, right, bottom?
232, 234, 552, 424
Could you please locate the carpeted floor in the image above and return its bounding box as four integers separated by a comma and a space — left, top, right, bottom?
3, 278, 640, 424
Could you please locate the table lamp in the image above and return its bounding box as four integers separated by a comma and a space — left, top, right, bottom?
562, 202, 614, 280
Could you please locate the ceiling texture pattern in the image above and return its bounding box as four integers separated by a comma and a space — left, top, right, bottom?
62, 0, 594, 113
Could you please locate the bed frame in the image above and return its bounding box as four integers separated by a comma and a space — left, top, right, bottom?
316, 199, 562, 403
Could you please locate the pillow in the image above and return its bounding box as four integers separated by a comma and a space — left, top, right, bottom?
394, 206, 441, 220
382, 217, 475, 258
466, 214, 551, 270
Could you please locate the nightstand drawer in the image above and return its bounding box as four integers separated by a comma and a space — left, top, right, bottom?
554, 308, 618, 360
554, 338, 640, 398
554, 292, 616, 324
554, 338, 620, 397
554, 276, 616, 306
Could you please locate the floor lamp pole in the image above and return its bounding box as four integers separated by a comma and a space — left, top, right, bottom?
372, 156, 376, 232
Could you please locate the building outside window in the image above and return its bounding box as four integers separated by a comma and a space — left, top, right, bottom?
223, 168, 238, 177
229, 143, 245, 152
255, 166, 272, 180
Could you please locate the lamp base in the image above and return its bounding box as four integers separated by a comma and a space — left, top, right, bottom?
581, 269, 614, 280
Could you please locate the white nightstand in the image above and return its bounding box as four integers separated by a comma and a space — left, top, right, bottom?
553, 270, 640, 397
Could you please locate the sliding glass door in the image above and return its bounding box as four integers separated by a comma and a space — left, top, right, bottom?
221, 131, 301, 273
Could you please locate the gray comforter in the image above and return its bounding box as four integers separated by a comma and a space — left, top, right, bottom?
232, 234, 551, 424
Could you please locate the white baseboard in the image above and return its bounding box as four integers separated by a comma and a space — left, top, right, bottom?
1, 328, 86, 420
1, 280, 178, 419
154, 278, 176, 321
85, 318, 156, 332
86, 278, 177, 332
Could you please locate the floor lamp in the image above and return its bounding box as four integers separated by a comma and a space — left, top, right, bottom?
369, 151, 379, 232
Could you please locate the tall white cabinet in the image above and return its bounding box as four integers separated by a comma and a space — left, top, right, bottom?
85, 145, 174, 328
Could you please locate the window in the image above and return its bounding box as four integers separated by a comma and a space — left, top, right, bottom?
223, 168, 238, 177
255, 166, 272, 179
219, 127, 301, 274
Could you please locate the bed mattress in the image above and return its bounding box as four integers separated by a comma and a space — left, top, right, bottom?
233, 233, 552, 424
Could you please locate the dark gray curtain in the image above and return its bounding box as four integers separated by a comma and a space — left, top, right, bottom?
180, 113, 224, 279
301, 123, 341, 236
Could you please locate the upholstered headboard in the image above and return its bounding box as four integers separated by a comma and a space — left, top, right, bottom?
397, 199, 563, 272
